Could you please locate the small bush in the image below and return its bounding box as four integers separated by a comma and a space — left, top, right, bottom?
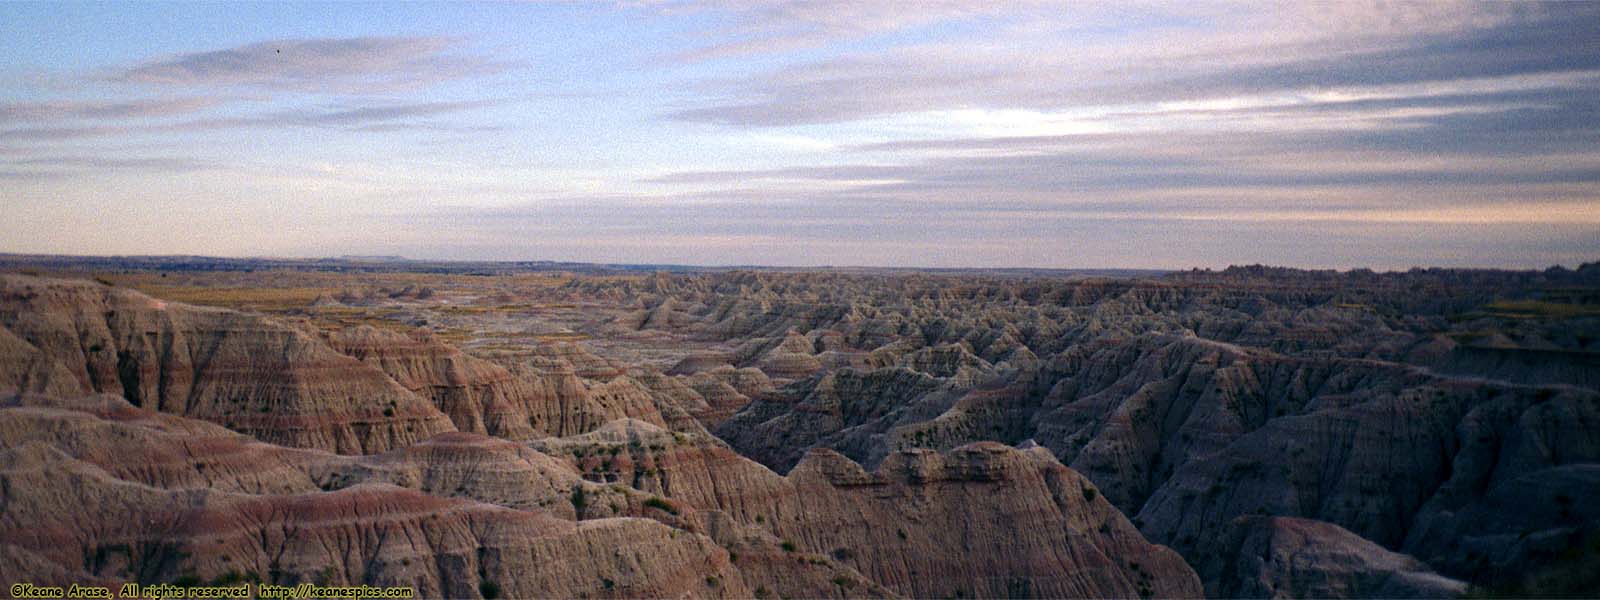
479, 580, 501, 599
780, 541, 797, 552
643, 496, 678, 515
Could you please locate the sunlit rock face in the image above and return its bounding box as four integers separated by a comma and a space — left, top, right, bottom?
0, 275, 455, 454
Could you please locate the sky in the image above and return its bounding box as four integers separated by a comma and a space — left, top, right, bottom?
1, 1, 1597, 270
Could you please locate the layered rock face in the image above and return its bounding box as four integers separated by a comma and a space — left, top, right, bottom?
0, 450, 747, 599
1, 391, 1195, 599
0, 272, 1201, 599
4, 264, 1597, 599
768, 444, 1200, 599
1196, 516, 1465, 598
324, 326, 675, 440
529, 418, 1201, 598
0, 275, 453, 453
528, 266, 1600, 596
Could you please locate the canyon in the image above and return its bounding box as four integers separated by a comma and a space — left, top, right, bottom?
1, 258, 1596, 598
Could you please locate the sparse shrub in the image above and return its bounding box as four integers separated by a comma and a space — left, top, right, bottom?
780, 541, 797, 552
570, 486, 587, 512
479, 580, 500, 599
643, 496, 678, 515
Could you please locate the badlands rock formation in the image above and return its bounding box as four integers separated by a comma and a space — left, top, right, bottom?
4, 263, 1598, 598
0, 275, 453, 453
531, 265, 1600, 596
1195, 516, 1466, 598
0, 389, 1189, 599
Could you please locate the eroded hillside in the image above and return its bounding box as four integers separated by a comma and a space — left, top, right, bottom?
2, 261, 1597, 598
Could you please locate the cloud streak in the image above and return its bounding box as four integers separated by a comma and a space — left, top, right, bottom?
0, 99, 502, 142
117, 36, 510, 92
668, 3, 1600, 127
0, 97, 225, 123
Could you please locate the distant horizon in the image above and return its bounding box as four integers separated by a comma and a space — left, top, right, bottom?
4, 2, 1598, 269
2, 250, 1594, 275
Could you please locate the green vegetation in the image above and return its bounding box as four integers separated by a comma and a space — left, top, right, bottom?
479, 580, 501, 599
643, 496, 678, 515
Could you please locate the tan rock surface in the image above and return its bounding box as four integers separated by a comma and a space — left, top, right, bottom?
0, 275, 454, 453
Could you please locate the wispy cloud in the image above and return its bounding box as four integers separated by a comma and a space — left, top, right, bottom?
0, 154, 220, 182
0, 99, 502, 142
660, 0, 1031, 62
0, 97, 225, 123
668, 3, 1599, 126
116, 36, 510, 92
6, 156, 218, 170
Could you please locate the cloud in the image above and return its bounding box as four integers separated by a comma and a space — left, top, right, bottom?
377, 193, 1598, 269
116, 36, 509, 92
6, 156, 218, 170
0, 99, 502, 142
668, 3, 1600, 127
0, 155, 220, 182
5, 3, 1596, 269
0, 97, 225, 123
280, 100, 499, 126
660, 0, 1034, 62
630, 82, 1600, 259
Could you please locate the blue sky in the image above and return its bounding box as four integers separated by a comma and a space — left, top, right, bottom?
2, 1, 1597, 269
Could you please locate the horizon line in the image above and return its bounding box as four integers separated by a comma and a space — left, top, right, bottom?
1, 251, 1594, 276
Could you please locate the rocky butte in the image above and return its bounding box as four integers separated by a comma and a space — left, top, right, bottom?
1, 259, 1597, 598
